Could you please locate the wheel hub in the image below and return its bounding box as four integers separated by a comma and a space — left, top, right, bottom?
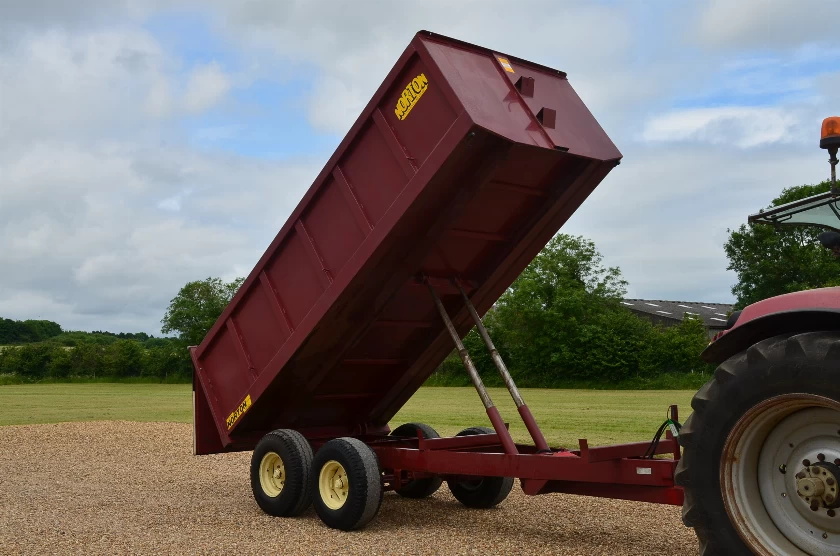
797, 476, 826, 498
319, 460, 349, 510
258, 451, 286, 498
794, 462, 840, 512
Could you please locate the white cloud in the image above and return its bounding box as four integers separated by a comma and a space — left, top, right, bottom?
695, 0, 839, 49
641, 106, 807, 148
0, 19, 320, 332
0, 0, 158, 30
564, 142, 828, 303
0, 27, 174, 144
183, 61, 231, 114
816, 70, 840, 107
214, 0, 639, 135
1, 0, 839, 334
0, 140, 317, 333
145, 77, 173, 118
158, 196, 182, 211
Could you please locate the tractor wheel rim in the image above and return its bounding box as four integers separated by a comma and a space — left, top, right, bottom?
722, 394, 840, 555
259, 451, 285, 498
319, 460, 349, 510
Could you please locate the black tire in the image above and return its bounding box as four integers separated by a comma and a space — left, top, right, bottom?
446, 426, 514, 509
311, 437, 383, 531
389, 422, 443, 498
250, 429, 314, 517
676, 331, 840, 555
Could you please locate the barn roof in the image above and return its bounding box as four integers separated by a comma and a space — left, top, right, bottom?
621, 299, 735, 329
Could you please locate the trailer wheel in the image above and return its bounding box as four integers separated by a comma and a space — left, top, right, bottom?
311, 437, 383, 531
389, 423, 443, 498
446, 426, 513, 509
250, 429, 314, 517
676, 331, 840, 555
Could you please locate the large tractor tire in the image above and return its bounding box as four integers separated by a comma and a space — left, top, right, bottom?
389, 422, 443, 498
676, 331, 840, 555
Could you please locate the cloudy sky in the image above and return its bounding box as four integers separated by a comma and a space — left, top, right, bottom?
1, 0, 839, 334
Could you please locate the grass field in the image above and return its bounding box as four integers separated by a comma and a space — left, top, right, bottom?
0, 384, 696, 447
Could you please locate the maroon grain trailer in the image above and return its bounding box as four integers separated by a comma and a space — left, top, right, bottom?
190, 30, 684, 534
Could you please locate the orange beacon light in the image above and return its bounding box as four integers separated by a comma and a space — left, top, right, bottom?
822, 117, 840, 194
821, 116, 840, 150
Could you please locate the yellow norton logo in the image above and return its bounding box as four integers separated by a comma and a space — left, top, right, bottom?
394, 73, 429, 121
226, 394, 251, 430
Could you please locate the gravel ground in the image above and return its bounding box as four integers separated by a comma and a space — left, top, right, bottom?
0, 422, 698, 555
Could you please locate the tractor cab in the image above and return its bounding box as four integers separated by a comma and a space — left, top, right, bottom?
748, 191, 840, 253
749, 191, 840, 234
749, 116, 840, 253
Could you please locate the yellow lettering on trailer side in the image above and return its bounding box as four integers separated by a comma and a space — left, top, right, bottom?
394, 73, 429, 121
226, 394, 252, 430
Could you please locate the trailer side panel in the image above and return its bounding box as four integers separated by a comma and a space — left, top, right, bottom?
191, 31, 621, 454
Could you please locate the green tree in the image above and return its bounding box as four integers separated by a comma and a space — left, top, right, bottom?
429, 233, 713, 385
47, 347, 73, 379
0, 347, 21, 376
492, 234, 631, 382
0, 318, 62, 344
23, 320, 62, 341
105, 340, 144, 377
725, 180, 840, 309
71, 341, 106, 378
161, 277, 245, 346
146, 343, 190, 381
15, 344, 52, 379
642, 314, 711, 376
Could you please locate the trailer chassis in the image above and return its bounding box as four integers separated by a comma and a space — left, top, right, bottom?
312, 278, 684, 507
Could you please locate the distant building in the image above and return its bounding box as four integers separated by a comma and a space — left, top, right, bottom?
621, 299, 735, 338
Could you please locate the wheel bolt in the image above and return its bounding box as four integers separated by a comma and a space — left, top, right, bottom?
818, 453, 826, 461
804, 459, 812, 467
796, 471, 806, 480
829, 478, 836, 486
828, 495, 836, 504
812, 500, 821, 511
836, 458, 840, 466
829, 509, 836, 517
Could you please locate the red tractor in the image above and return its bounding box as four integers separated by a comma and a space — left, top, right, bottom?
676, 117, 840, 554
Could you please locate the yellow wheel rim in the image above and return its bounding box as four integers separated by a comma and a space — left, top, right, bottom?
259, 451, 285, 497
319, 460, 349, 510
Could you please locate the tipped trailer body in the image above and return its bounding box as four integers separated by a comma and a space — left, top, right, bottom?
190, 31, 684, 532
